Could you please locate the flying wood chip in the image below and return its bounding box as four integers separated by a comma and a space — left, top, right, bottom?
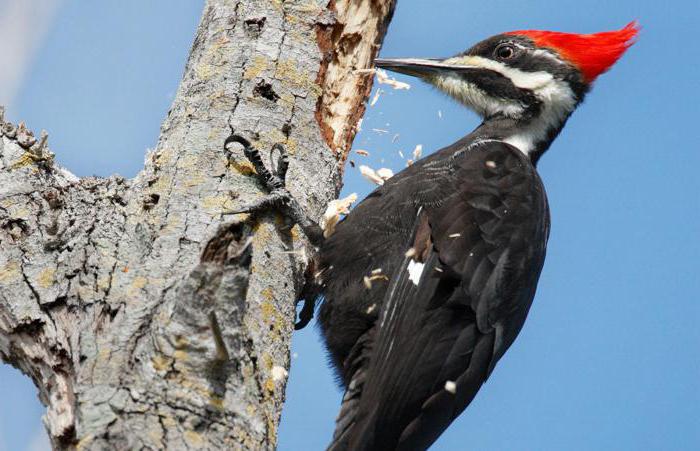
376, 68, 411, 90
321, 193, 358, 238
360, 165, 393, 185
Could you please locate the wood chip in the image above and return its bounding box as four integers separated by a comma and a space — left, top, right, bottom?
366, 268, 389, 284
370, 89, 382, 106
444, 380, 457, 394
359, 165, 385, 185
412, 144, 423, 160
321, 193, 358, 237
363, 276, 372, 289
449, 233, 461, 238
366, 304, 377, 314
405, 247, 416, 258
355, 149, 370, 156
272, 366, 288, 382
376, 68, 411, 90
376, 168, 394, 181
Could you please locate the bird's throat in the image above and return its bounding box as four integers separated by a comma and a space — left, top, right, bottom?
477, 110, 572, 164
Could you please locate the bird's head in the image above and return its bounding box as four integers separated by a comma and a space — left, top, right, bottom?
376, 22, 639, 157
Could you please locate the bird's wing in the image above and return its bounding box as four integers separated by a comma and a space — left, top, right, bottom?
328, 141, 549, 450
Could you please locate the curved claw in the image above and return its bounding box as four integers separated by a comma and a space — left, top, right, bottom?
271, 143, 289, 183
295, 298, 315, 330
223, 133, 252, 152
224, 132, 284, 191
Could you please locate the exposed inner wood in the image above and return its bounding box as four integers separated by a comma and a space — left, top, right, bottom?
316, 0, 396, 166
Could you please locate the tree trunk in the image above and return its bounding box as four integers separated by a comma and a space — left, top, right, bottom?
0, 1, 395, 449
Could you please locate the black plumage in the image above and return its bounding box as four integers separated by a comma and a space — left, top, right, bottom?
317, 137, 549, 450
290, 24, 636, 450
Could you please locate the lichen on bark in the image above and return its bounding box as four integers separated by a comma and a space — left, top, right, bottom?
0, 0, 395, 449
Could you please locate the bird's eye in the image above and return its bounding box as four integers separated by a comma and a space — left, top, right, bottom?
495, 44, 516, 60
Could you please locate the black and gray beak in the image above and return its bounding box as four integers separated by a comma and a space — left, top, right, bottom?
375, 58, 451, 78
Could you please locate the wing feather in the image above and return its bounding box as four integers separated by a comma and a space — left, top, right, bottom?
327, 141, 549, 450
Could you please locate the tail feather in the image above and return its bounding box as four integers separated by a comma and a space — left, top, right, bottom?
327, 327, 375, 450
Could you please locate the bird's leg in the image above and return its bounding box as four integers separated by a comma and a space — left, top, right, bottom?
223, 133, 325, 248
224, 133, 324, 329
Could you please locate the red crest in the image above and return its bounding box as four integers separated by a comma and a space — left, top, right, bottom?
506, 22, 639, 82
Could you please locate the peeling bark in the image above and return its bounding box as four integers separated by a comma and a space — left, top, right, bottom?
0, 0, 395, 449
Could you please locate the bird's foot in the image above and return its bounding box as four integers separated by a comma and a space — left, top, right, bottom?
223, 133, 325, 248
224, 133, 323, 330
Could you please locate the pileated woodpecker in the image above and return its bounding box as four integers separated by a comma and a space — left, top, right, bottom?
228, 21, 638, 451
316, 23, 638, 450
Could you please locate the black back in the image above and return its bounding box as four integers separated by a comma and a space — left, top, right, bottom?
317, 137, 550, 450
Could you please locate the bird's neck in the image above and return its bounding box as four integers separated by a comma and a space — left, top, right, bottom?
475, 106, 574, 165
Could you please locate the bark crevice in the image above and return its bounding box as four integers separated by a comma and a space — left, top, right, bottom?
0, 0, 396, 449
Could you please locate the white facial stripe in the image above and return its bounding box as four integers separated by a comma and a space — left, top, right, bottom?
532, 48, 564, 64
431, 74, 525, 118
387, 55, 578, 156
444, 55, 554, 90
437, 55, 577, 156
504, 77, 577, 154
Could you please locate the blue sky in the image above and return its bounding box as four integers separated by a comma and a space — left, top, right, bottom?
1, 1, 699, 450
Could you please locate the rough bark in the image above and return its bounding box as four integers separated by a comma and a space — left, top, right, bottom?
0, 0, 395, 449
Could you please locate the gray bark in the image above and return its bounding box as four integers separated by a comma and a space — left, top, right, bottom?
0, 0, 395, 449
